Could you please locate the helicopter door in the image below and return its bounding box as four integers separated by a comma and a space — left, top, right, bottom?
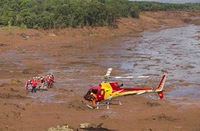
101, 89, 105, 95
99, 89, 105, 100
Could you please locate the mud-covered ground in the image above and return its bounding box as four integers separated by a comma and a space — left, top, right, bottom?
0, 11, 200, 131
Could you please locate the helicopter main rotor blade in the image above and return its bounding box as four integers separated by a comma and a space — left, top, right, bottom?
105, 68, 112, 76
114, 76, 149, 79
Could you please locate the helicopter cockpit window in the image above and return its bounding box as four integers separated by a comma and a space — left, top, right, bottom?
84, 90, 92, 101
92, 89, 98, 94
86, 90, 91, 96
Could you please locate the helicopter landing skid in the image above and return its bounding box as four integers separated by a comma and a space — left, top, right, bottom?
86, 104, 94, 109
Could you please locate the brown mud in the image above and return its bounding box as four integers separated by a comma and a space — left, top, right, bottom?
0, 11, 200, 131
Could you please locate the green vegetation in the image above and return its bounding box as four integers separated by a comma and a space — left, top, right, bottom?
0, 0, 199, 29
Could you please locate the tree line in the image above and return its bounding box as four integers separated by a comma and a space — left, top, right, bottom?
0, 0, 199, 29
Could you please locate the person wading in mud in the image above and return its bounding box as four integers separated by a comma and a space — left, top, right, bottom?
31, 79, 37, 93
25, 79, 31, 93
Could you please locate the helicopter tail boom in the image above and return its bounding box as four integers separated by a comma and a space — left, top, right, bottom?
155, 74, 166, 99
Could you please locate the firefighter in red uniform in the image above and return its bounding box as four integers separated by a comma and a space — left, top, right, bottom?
45, 76, 51, 88
25, 80, 30, 93
49, 76, 53, 88
31, 79, 37, 93
50, 74, 54, 81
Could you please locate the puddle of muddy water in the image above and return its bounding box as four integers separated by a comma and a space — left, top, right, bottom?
27, 91, 64, 104
0, 51, 25, 69
167, 85, 200, 105
113, 25, 200, 105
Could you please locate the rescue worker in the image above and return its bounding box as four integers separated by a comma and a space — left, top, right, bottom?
45, 75, 51, 88
40, 76, 45, 83
50, 73, 54, 81
30, 79, 37, 93
40, 76, 47, 89
90, 91, 98, 109
35, 76, 40, 83
48, 75, 53, 88
25, 79, 31, 93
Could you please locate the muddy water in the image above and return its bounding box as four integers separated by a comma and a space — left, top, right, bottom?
77, 24, 200, 105
1, 24, 199, 106
114, 25, 200, 105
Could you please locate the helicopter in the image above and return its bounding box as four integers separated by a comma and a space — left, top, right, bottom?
84, 68, 166, 109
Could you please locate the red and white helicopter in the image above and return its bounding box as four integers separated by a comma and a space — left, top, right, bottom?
84, 68, 166, 109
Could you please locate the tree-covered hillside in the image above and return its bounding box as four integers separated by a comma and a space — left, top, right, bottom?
0, 0, 199, 29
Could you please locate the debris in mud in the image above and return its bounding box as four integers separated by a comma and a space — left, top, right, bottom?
1, 111, 21, 119
6, 32, 14, 36
0, 79, 21, 87
0, 43, 6, 47
0, 93, 26, 99
80, 123, 92, 128
68, 100, 88, 110
80, 123, 115, 131
149, 113, 177, 122
4, 103, 25, 110
144, 101, 161, 107
48, 123, 114, 131
183, 18, 192, 23
185, 65, 195, 69
9, 111, 21, 118
61, 45, 73, 48
10, 87, 19, 92
48, 124, 74, 131
16, 46, 25, 52
58, 88, 73, 93
1, 103, 25, 120
192, 18, 200, 26
22, 69, 38, 74
0, 83, 8, 87
10, 79, 21, 85
99, 114, 109, 119
18, 33, 29, 39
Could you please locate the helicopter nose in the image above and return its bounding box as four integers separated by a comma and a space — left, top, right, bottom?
83, 94, 90, 101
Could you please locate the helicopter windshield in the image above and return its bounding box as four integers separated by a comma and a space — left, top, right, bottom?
84, 90, 92, 101
84, 87, 99, 101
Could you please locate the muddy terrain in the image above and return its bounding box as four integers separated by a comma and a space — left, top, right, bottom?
0, 11, 200, 131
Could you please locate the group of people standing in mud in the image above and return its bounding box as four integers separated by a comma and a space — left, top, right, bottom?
25, 74, 54, 93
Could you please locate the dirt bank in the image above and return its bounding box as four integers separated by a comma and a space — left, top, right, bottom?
0, 11, 200, 131
0, 11, 199, 47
